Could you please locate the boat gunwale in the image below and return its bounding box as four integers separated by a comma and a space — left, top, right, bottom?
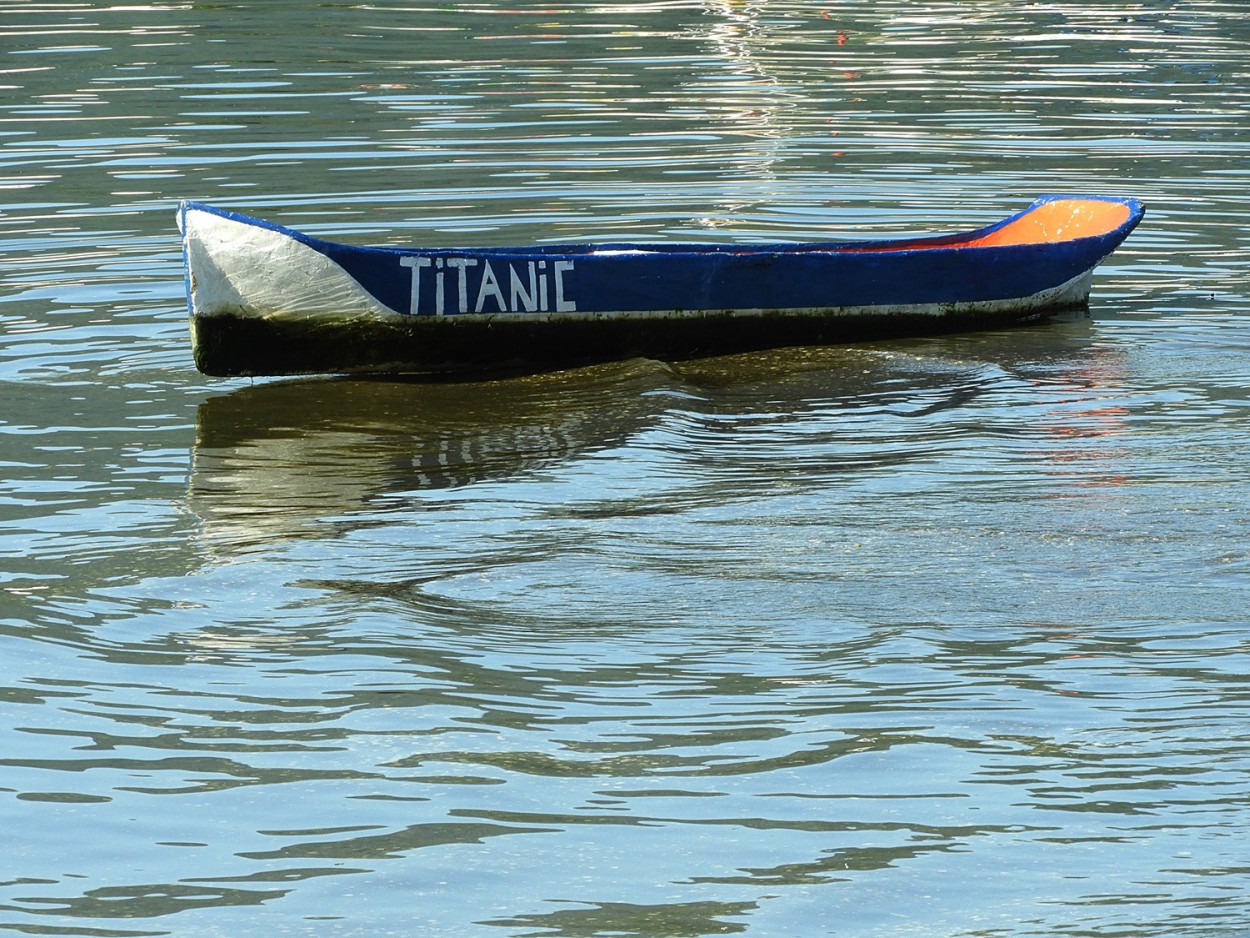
177, 194, 1144, 262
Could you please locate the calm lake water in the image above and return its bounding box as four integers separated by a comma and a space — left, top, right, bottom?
3, 1, 1250, 935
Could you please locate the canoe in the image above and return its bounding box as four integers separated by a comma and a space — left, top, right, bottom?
178, 195, 1143, 377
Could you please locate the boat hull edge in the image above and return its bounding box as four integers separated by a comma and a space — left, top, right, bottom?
189, 279, 1092, 377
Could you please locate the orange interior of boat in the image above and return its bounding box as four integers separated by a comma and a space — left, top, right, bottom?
846, 198, 1132, 252
962, 198, 1132, 247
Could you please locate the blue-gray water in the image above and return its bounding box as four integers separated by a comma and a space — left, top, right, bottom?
3, 2, 1250, 935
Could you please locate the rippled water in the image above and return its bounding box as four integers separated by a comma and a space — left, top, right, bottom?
3, 2, 1250, 935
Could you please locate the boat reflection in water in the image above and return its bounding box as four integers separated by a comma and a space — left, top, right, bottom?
189, 319, 1126, 558
189, 360, 678, 553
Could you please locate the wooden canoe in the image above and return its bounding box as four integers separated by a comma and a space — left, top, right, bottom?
178, 195, 1143, 377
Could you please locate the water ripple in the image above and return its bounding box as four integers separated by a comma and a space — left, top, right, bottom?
4, 1, 1250, 935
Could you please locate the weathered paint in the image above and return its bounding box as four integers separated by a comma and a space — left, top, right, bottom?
177, 196, 1143, 376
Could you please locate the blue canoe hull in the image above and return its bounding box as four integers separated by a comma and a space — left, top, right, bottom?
179, 195, 1143, 377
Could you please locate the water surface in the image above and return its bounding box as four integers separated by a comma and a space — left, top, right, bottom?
3, 2, 1250, 935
